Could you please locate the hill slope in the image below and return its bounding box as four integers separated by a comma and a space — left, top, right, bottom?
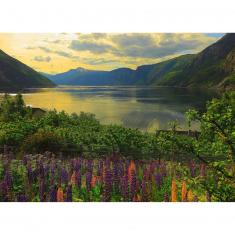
155, 33, 235, 89
0, 50, 55, 91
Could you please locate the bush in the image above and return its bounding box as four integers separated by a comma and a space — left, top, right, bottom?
20, 129, 66, 154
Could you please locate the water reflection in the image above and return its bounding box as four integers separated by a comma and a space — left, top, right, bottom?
22, 86, 219, 132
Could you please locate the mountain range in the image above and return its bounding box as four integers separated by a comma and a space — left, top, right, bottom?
0, 33, 234, 91
47, 33, 235, 90
0, 50, 55, 91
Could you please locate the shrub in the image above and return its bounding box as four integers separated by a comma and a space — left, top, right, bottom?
21, 129, 66, 154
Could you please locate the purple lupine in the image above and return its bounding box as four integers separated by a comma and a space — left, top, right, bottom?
130, 169, 137, 201
27, 164, 33, 185
4, 170, 13, 191
120, 174, 129, 201
102, 159, 112, 202
155, 172, 162, 188
141, 179, 149, 202
0, 181, 8, 202
39, 160, 45, 178
17, 194, 27, 202
39, 179, 45, 202
75, 171, 81, 190
61, 167, 69, 185
66, 184, 72, 202
49, 185, 57, 202
113, 159, 120, 192
86, 159, 93, 192
164, 192, 169, 202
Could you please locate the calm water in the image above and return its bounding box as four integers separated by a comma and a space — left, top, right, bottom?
22, 86, 219, 132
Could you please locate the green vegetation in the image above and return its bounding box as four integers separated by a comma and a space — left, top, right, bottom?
0, 92, 234, 201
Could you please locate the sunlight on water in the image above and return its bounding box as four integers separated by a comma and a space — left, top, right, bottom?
22, 86, 219, 132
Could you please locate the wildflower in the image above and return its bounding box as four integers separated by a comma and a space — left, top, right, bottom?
66, 184, 72, 202
128, 160, 136, 181
181, 180, 187, 202
171, 179, 177, 202
102, 159, 112, 202
130, 169, 137, 201
120, 174, 129, 201
61, 168, 68, 185
39, 179, 45, 202
70, 171, 76, 186
91, 176, 97, 188
50, 185, 57, 202
57, 187, 64, 202
86, 160, 93, 192
155, 173, 162, 188
187, 190, 194, 202
17, 194, 27, 202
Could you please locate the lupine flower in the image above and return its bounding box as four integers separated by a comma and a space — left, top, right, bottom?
120, 174, 129, 201
171, 179, 177, 202
0, 181, 8, 202
76, 171, 81, 190
61, 168, 68, 185
27, 164, 33, 185
113, 159, 120, 192
91, 176, 97, 188
66, 184, 72, 202
4, 170, 13, 191
17, 194, 27, 202
164, 192, 169, 202
57, 187, 64, 202
133, 194, 141, 202
86, 160, 93, 192
49, 185, 57, 202
187, 190, 194, 202
130, 169, 137, 201
128, 160, 136, 181
39, 161, 45, 178
141, 180, 149, 202
155, 173, 162, 188
181, 180, 187, 202
39, 179, 45, 202
102, 159, 112, 202
70, 171, 76, 186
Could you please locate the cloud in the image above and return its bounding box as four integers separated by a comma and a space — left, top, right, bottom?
69, 33, 218, 59
70, 40, 114, 53
33, 56, 51, 62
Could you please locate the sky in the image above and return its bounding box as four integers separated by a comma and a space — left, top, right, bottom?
0, 33, 224, 74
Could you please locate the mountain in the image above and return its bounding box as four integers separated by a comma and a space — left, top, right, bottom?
0, 50, 55, 91
46, 33, 235, 89
155, 33, 235, 89
49, 67, 135, 85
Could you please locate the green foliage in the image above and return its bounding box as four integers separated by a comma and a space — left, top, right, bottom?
21, 129, 66, 154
